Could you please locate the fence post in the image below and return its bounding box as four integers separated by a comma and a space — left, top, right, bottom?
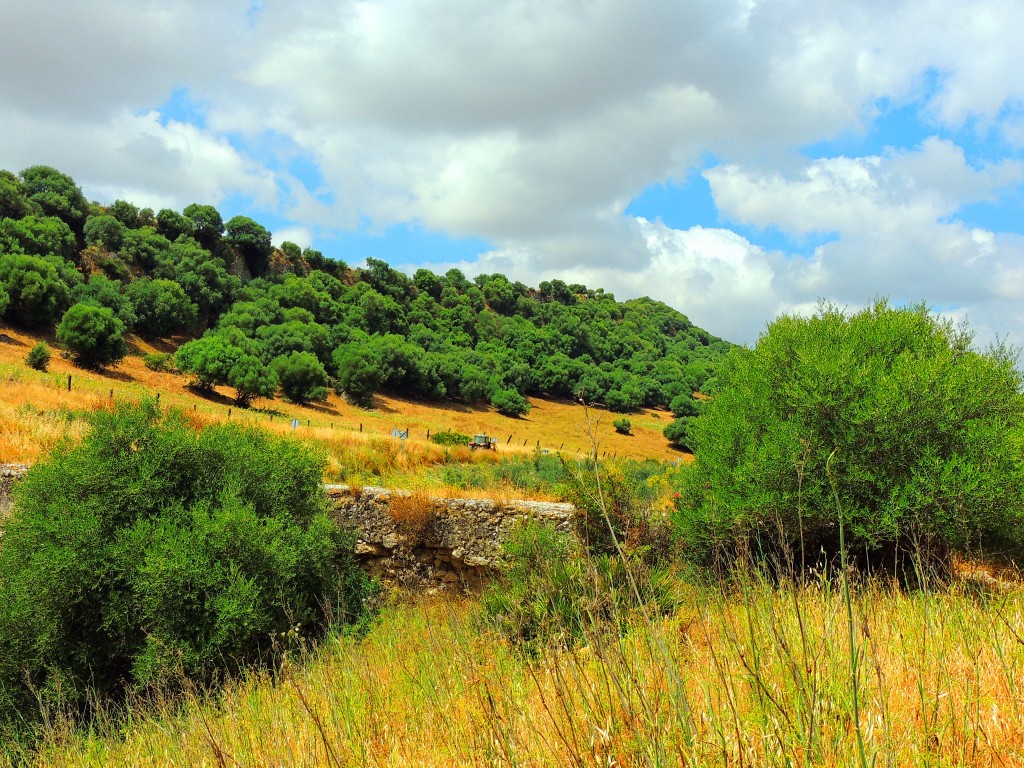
507, 435, 513, 444
67, 374, 72, 392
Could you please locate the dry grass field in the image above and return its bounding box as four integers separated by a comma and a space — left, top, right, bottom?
0, 324, 684, 485
20, 573, 1024, 768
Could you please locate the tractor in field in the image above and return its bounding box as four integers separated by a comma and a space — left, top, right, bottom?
469, 434, 496, 450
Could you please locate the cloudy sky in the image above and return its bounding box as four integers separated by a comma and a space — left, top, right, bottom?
2, 0, 1023, 345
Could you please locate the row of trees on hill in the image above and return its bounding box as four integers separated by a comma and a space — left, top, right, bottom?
0, 165, 729, 423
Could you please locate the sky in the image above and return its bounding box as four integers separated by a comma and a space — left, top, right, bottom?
1, 0, 1023, 347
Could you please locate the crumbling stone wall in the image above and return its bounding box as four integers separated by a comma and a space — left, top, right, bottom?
0, 465, 575, 588
327, 485, 574, 590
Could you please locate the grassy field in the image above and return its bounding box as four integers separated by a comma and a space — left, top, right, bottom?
15, 567, 1024, 767
0, 324, 684, 491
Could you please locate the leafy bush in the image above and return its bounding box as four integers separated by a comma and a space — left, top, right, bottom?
663, 416, 696, 451
491, 388, 531, 417
480, 520, 679, 650
125, 277, 199, 338
0, 401, 376, 742
176, 330, 278, 406
0, 253, 73, 327
272, 350, 329, 404
25, 341, 51, 371
56, 302, 127, 368
612, 418, 632, 435
674, 300, 1024, 574
430, 429, 470, 447
143, 351, 175, 372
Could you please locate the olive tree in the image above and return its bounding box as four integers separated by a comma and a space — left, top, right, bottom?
674, 300, 1024, 573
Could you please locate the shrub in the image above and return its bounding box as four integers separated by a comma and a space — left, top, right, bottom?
56, 302, 127, 368
0, 401, 375, 742
663, 416, 696, 451
125, 277, 199, 338
491, 388, 531, 417
480, 520, 679, 650
25, 342, 51, 371
272, 350, 329, 404
143, 351, 175, 372
430, 429, 470, 447
0, 253, 73, 327
612, 418, 632, 435
674, 300, 1024, 574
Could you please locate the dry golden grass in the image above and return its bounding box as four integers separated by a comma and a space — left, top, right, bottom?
24, 574, 1024, 767
0, 323, 684, 477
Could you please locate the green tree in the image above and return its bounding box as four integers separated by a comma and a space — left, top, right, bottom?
56, 302, 127, 368
0, 214, 76, 260
0, 253, 73, 327
155, 208, 196, 241
0, 402, 375, 741
224, 215, 272, 277
333, 343, 382, 408
175, 330, 278, 406
125, 277, 199, 337
83, 214, 126, 251
273, 351, 329, 404
18, 165, 88, 232
73, 274, 136, 327
491, 388, 531, 417
675, 300, 1024, 573
182, 203, 224, 252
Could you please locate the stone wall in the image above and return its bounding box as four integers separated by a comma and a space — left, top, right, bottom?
327, 485, 574, 589
0, 465, 575, 588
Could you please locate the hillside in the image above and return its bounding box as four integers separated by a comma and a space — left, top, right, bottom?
0, 324, 687, 484
1, 164, 730, 459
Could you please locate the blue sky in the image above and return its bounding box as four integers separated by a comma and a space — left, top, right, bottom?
2, 0, 1023, 346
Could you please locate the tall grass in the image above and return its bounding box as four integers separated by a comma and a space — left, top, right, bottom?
18, 569, 1024, 767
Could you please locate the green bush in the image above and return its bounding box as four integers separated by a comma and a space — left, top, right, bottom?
430, 429, 470, 447
674, 300, 1024, 573
663, 416, 696, 451
491, 388, 531, 417
56, 302, 127, 369
25, 341, 51, 371
480, 520, 679, 650
0, 401, 376, 742
272, 350, 329, 404
142, 351, 175, 372
612, 418, 632, 435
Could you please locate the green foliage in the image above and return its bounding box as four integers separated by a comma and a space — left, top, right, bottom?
674, 300, 1024, 572
663, 416, 696, 451
125, 277, 199, 337
0, 214, 76, 260
491, 388, 531, 417
429, 429, 471, 447
176, 330, 278, 406
480, 520, 679, 650
182, 203, 224, 251
25, 341, 51, 371
224, 215, 272, 277
333, 343, 382, 408
0, 253, 73, 327
142, 352, 175, 372
612, 418, 632, 435
19, 165, 88, 230
56, 302, 128, 368
83, 214, 126, 251
73, 273, 137, 327
0, 401, 376, 741
669, 393, 702, 418
272, 351, 329, 404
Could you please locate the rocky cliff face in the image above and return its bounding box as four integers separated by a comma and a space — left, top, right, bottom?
0, 465, 575, 589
